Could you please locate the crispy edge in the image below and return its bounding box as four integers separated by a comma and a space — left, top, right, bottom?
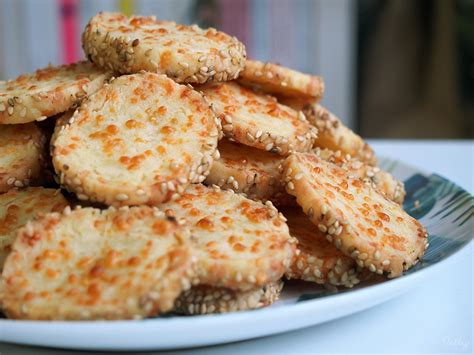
82, 12, 246, 83
162, 185, 296, 291
1, 206, 195, 320
313, 147, 406, 204
51, 74, 219, 207
0, 123, 46, 193
0, 62, 110, 124
238, 60, 325, 99
304, 104, 377, 165
173, 281, 283, 315
202, 82, 318, 156
283, 153, 428, 278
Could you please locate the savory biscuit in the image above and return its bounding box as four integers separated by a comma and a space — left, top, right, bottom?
1, 206, 194, 320
314, 148, 406, 204
205, 139, 285, 202
200, 82, 317, 155
160, 184, 296, 290
0, 61, 110, 124
0, 123, 46, 192
283, 153, 428, 278
173, 281, 283, 315
238, 60, 324, 100
0, 187, 68, 270
304, 104, 377, 165
82, 12, 246, 83
52, 72, 219, 206
282, 208, 360, 288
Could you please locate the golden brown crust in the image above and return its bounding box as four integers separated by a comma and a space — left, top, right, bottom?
1, 206, 194, 320
303, 104, 377, 165
238, 60, 324, 99
0, 62, 110, 124
282, 208, 360, 288
314, 148, 405, 204
173, 281, 283, 315
200, 82, 317, 155
160, 184, 296, 291
82, 12, 246, 83
283, 153, 427, 278
52, 72, 219, 207
0, 187, 68, 271
0, 123, 46, 192
205, 139, 286, 202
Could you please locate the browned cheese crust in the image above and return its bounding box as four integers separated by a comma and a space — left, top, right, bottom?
238, 60, 324, 99
282, 208, 360, 288
200, 81, 317, 155
160, 184, 296, 291
314, 148, 406, 204
0, 62, 110, 124
1, 206, 194, 320
303, 104, 377, 165
82, 12, 246, 83
52, 72, 219, 206
283, 153, 428, 278
0, 187, 68, 271
0, 123, 46, 192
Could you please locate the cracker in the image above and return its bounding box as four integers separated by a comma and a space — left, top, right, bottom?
0, 123, 46, 192
1, 206, 194, 320
173, 281, 283, 315
238, 60, 324, 99
205, 139, 286, 202
0, 187, 68, 271
82, 12, 246, 83
200, 82, 317, 155
160, 184, 295, 290
0, 61, 110, 124
314, 148, 406, 204
283, 153, 428, 278
304, 104, 377, 165
52, 72, 219, 206
282, 208, 359, 288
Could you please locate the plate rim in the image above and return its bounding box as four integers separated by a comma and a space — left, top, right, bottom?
0, 157, 472, 350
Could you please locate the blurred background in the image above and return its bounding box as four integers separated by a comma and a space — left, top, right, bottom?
0, 0, 472, 139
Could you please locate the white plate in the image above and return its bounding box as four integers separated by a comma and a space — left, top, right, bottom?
0, 158, 472, 351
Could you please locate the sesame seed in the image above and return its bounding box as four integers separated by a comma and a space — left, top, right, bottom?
317, 223, 327, 233
115, 193, 129, 201
265, 143, 274, 151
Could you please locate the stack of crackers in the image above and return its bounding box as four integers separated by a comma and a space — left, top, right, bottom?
0, 13, 427, 320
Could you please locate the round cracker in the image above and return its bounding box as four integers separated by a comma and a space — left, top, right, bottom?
173, 281, 283, 315
0, 61, 110, 124
303, 104, 377, 165
237, 60, 324, 99
160, 184, 295, 290
314, 148, 406, 204
205, 139, 286, 202
282, 208, 360, 288
82, 12, 246, 83
52, 72, 219, 207
200, 82, 317, 155
283, 153, 428, 278
0, 187, 68, 271
1, 206, 194, 320
0, 123, 46, 192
